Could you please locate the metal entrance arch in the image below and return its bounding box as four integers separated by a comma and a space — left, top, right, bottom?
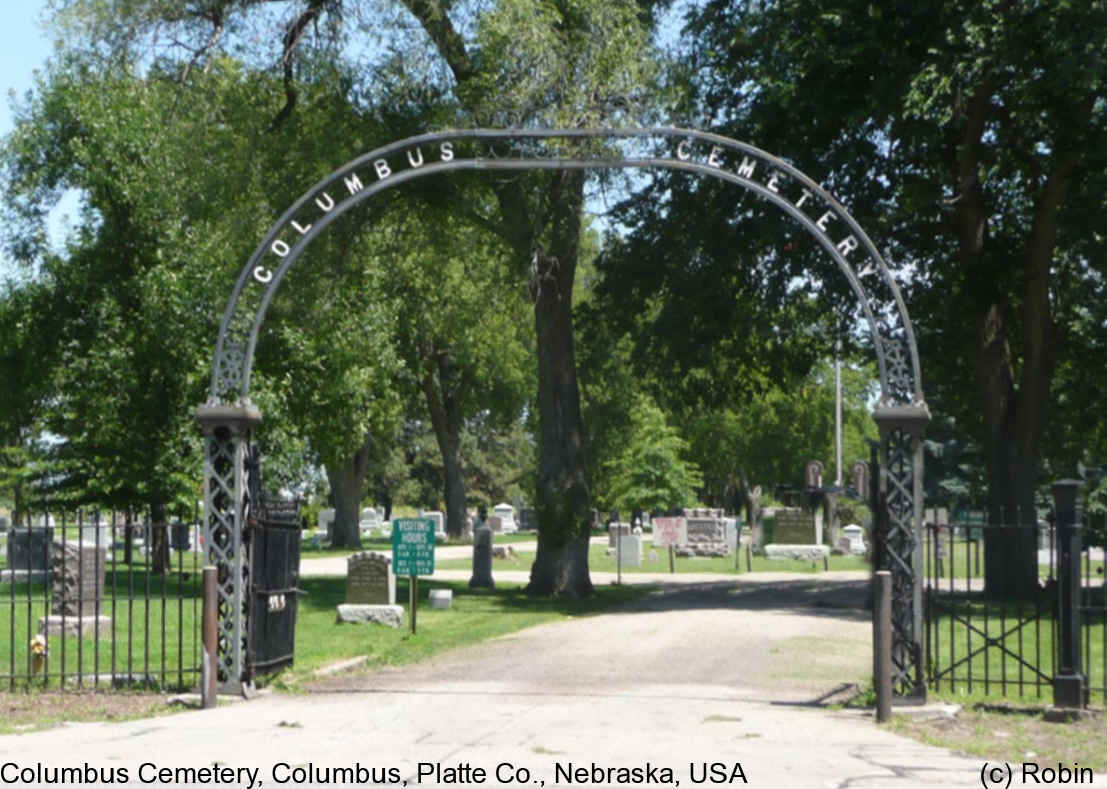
197, 127, 930, 697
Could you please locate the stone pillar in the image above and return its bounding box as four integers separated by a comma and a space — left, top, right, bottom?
468, 526, 494, 589
196, 401, 261, 695
872, 403, 929, 702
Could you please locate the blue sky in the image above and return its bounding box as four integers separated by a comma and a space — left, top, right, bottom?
2, 2, 77, 268
2, 2, 53, 142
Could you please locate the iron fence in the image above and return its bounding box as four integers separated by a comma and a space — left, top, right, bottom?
923, 506, 1105, 706
1, 505, 202, 691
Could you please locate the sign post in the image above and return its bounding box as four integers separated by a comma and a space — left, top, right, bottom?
653, 517, 682, 574
392, 518, 435, 635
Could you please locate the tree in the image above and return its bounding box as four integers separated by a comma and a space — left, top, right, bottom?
604, 394, 702, 515
380, 205, 533, 538
34, 0, 663, 594
0, 57, 261, 567
651, 0, 1106, 595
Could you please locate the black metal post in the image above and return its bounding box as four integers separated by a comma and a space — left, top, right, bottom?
1051, 479, 1084, 708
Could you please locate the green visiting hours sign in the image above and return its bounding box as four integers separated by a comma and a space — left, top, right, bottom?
392, 518, 436, 576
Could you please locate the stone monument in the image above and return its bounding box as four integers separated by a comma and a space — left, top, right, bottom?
676, 509, 729, 556
850, 460, 869, 499
335, 551, 402, 627
39, 539, 111, 636
469, 526, 494, 589
4, 526, 52, 583
765, 507, 830, 562
492, 503, 517, 533
615, 533, 642, 568
805, 459, 824, 489
607, 522, 631, 547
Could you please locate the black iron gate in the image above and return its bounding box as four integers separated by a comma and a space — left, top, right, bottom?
244, 447, 302, 683
246, 496, 302, 682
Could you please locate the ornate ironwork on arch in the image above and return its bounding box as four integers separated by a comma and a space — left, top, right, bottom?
198, 128, 929, 697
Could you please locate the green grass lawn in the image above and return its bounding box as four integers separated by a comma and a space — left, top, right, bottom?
1, 566, 202, 691
271, 577, 648, 688
926, 598, 1106, 706
435, 541, 872, 574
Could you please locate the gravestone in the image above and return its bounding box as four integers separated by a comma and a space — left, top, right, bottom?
850, 460, 869, 498
4, 526, 52, 583
40, 540, 111, 636
488, 515, 504, 534
723, 518, 739, 554
805, 460, 824, 489
842, 524, 866, 555
170, 520, 191, 551
616, 533, 642, 567
766, 506, 831, 561
420, 511, 446, 541
359, 507, 382, 535
318, 508, 336, 540
518, 508, 537, 531
428, 589, 452, 610
771, 508, 817, 544
748, 485, 765, 550
677, 516, 728, 557
345, 551, 396, 605
492, 503, 517, 533
608, 522, 631, 547
336, 551, 401, 627
469, 527, 494, 589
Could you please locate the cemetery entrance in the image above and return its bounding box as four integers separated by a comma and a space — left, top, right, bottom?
198, 128, 929, 698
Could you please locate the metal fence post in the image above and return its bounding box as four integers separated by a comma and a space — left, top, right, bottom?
1051, 479, 1084, 708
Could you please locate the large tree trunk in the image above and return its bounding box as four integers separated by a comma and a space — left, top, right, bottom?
325, 438, 372, 549
423, 353, 468, 539
526, 170, 593, 598
977, 304, 1039, 598
973, 159, 1069, 599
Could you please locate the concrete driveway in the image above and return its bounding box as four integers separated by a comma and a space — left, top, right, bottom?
0, 574, 1021, 788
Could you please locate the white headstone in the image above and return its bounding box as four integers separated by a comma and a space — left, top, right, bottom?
428, 588, 453, 610
420, 510, 446, 540
616, 534, 642, 568
318, 508, 336, 539
842, 524, 866, 554
492, 503, 517, 533
723, 518, 739, 553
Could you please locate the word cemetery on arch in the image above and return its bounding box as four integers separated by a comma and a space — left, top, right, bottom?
198, 127, 930, 699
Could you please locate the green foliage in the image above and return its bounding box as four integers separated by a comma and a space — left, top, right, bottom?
673, 0, 1107, 513
683, 360, 877, 504
603, 394, 702, 514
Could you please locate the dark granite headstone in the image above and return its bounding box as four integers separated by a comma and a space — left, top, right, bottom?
468, 527, 494, 589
